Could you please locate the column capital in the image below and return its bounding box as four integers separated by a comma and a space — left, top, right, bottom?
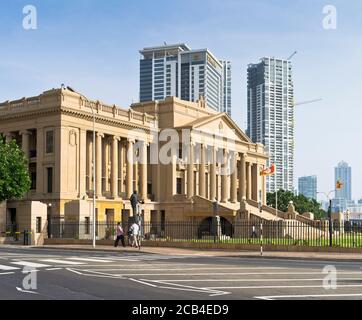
140, 140, 150, 147
19, 130, 31, 136
112, 135, 121, 141
240, 152, 247, 159
96, 132, 104, 138
127, 138, 136, 144
188, 141, 196, 147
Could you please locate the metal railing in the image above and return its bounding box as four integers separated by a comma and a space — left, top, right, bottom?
47, 220, 362, 248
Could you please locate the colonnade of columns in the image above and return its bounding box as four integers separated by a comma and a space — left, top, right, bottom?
87, 133, 148, 201
186, 143, 265, 204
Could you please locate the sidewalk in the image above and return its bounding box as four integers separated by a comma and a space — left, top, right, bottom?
27, 244, 362, 262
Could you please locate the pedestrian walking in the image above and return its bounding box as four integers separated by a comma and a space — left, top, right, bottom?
251, 225, 258, 239
130, 221, 140, 248
114, 222, 126, 248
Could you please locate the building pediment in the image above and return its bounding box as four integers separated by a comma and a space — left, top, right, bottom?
179, 113, 252, 144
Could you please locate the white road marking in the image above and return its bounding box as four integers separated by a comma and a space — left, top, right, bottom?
206, 284, 362, 290
11, 261, 50, 268
90, 271, 362, 277
129, 278, 158, 288
0, 264, 20, 271
146, 277, 362, 283
46, 268, 63, 271
66, 268, 125, 279
67, 257, 113, 263
0, 272, 15, 275
75, 267, 287, 272
16, 287, 39, 295
41, 259, 86, 265
255, 293, 362, 300
129, 278, 229, 296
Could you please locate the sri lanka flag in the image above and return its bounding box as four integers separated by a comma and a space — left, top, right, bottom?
336, 180, 344, 190
260, 164, 276, 176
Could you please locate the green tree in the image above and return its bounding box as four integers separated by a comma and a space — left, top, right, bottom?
0, 138, 31, 202
267, 190, 326, 220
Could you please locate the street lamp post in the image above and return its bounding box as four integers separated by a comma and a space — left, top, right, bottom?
90, 105, 96, 248
317, 190, 336, 248
213, 199, 218, 243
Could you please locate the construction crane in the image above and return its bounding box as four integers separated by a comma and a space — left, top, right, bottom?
293, 98, 323, 107
287, 51, 297, 60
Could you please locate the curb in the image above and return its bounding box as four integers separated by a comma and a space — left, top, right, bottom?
223, 254, 362, 263
32, 246, 153, 255
29, 246, 362, 263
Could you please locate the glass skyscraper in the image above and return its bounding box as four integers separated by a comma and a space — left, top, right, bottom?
220, 60, 232, 116
139, 43, 231, 114
247, 57, 295, 193
332, 161, 352, 212
298, 175, 317, 200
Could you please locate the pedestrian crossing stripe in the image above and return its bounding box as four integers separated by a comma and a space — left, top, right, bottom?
67, 257, 113, 263
11, 261, 51, 268
41, 259, 86, 265
0, 264, 20, 271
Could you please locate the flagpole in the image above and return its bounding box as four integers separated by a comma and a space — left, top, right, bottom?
275, 165, 277, 217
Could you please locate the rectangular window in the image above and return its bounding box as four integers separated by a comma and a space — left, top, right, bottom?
161, 210, 166, 233
29, 163, 36, 190
47, 168, 53, 193
36, 217, 42, 233
31, 172, 36, 190
85, 217, 90, 235
46, 131, 54, 154
176, 178, 182, 195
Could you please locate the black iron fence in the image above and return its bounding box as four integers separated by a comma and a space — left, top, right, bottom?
47, 220, 362, 248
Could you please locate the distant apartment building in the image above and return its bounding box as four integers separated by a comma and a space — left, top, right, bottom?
220, 60, 232, 116
332, 161, 352, 213
247, 57, 295, 193
139, 43, 232, 115
346, 203, 362, 221
298, 175, 317, 200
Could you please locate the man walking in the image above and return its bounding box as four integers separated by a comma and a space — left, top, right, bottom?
114, 222, 125, 248
130, 221, 140, 248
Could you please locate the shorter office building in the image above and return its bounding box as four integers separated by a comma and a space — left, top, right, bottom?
298, 175, 317, 200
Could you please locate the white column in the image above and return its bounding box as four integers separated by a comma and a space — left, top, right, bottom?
140, 141, 148, 201
210, 147, 217, 201
247, 162, 252, 200
126, 139, 134, 198
79, 129, 87, 198
199, 144, 206, 198
20, 131, 30, 159
96, 133, 103, 198
118, 141, 125, 195
36, 128, 44, 194
221, 150, 229, 203
230, 152, 237, 203
239, 153, 246, 202
187, 143, 194, 199
111, 136, 119, 199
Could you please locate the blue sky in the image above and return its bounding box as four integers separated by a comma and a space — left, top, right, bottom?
1, 0, 361, 201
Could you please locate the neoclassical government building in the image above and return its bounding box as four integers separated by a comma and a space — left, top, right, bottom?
0, 88, 276, 233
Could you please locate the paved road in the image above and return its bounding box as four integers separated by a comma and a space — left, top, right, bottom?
0, 247, 362, 300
